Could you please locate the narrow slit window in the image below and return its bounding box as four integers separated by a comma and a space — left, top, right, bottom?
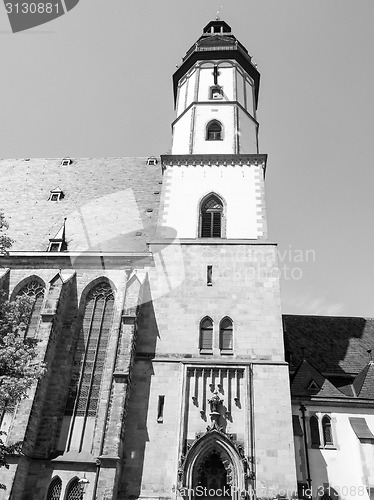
206, 120, 222, 141
220, 317, 233, 352
157, 395, 165, 423
200, 195, 223, 238
200, 317, 213, 352
207, 265, 212, 286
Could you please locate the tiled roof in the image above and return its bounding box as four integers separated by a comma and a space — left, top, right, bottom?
283, 315, 374, 375
0, 158, 162, 253
353, 361, 374, 399
290, 359, 349, 399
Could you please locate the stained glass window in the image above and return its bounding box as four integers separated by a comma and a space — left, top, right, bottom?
65, 283, 114, 417
46, 476, 62, 500
17, 279, 45, 338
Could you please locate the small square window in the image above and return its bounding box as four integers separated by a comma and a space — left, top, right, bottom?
210, 86, 223, 100
61, 158, 72, 166
48, 242, 62, 252
147, 157, 158, 165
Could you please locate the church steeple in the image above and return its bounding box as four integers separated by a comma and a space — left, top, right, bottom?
171, 21, 260, 155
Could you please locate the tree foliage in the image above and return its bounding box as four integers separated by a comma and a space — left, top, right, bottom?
0, 211, 13, 255
0, 213, 45, 488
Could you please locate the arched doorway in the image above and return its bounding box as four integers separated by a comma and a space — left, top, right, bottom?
179, 429, 247, 500
195, 451, 231, 499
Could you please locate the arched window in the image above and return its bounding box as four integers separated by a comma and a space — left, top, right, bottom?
65, 478, 83, 500
46, 476, 62, 500
200, 317, 213, 352
219, 317, 233, 352
322, 415, 333, 446
17, 279, 45, 338
206, 120, 222, 140
65, 282, 114, 417
200, 195, 223, 238
310, 415, 320, 446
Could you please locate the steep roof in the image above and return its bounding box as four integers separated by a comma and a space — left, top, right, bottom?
353, 361, 374, 398
283, 315, 374, 375
0, 157, 162, 253
291, 359, 349, 399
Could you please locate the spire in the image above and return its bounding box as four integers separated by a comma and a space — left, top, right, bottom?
48, 218, 67, 252
215, 4, 223, 21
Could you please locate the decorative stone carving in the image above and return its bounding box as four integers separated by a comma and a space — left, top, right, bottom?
208, 390, 223, 423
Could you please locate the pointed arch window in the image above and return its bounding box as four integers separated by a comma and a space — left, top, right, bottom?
17, 279, 45, 338
65, 478, 83, 500
219, 317, 233, 352
200, 317, 213, 352
46, 476, 62, 500
200, 195, 223, 238
206, 120, 222, 141
322, 415, 333, 446
310, 415, 320, 446
65, 282, 114, 418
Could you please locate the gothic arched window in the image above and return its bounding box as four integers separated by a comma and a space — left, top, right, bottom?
310, 415, 320, 446
206, 120, 222, 140
65, 478, 83, 500
322, 415, 333, 446
200, 195, 223, 238
200, 317, 213, 352
65, 282, 114, 417
16, 279, 45, 338
219, 317, 233, 352
46, 476, 62, 500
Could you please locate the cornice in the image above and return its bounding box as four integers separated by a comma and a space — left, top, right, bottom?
0, 251, 152, 269
161, 154, 267, 168
292, 397, 374, 409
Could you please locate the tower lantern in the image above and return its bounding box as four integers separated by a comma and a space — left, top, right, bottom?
171, 20, 261, 155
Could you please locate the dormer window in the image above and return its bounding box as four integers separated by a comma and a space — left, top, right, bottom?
48, 241, 63, 252
47, 219, 66, 252
48, 187, 64, 202
61, 158, 72, 166
147, 156, 158, 165
49, 193, 60, 202
210, 86, 223, 100
206, 120, 223, 141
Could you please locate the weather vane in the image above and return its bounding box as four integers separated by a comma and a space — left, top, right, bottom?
216, 4, 223, 21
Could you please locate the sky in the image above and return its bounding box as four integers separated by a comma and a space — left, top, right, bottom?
0, 0, 374, 317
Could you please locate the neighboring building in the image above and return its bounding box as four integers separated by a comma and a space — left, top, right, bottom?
0, 19, 374, 500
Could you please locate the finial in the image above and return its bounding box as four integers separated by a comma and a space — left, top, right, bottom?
367, 349, 372, 362
216, 4, 223, 20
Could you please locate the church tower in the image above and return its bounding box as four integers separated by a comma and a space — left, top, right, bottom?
120, 20, 297, 500
0, 19, 298, 500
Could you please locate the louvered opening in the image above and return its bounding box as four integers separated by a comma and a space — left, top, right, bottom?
206, 120, 222, 140
220, 318, 233, 351
200, 318, 213, 351
200, 195, 223, 238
